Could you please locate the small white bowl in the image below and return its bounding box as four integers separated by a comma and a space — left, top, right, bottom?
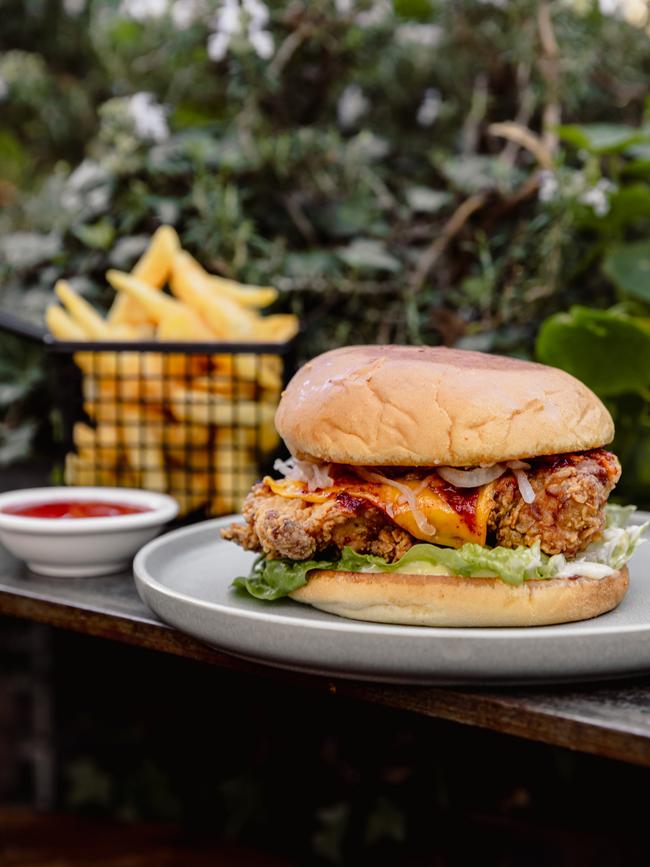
0, 487, 179, 577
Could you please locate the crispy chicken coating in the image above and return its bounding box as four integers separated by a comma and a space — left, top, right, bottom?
488, 449, 620, 556
222, 486, 414, 561
222, 449, 621, 561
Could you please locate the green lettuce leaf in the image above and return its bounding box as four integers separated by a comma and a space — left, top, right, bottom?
379, 541, 546, 586
605, 503, 637, 529
233, 554, 335, 601
233, 504, 648, 600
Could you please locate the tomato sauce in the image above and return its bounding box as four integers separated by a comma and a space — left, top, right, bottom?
2, 500, 152, 519
435, 482, 480, 532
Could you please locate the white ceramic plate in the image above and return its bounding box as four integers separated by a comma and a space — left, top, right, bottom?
133, 513, 650, 685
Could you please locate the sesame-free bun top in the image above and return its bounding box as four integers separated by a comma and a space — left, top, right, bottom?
275, 345, 614, 467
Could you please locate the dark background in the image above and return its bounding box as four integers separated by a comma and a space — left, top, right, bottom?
1, 619, 649, 866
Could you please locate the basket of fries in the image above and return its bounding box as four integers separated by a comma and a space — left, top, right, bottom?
3, 226, 299, 519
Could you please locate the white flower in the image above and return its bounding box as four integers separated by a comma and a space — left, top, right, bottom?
64, 0, 86, 14
335, 0, 353, 13
579, 178, 616, 216
337, 84, 369, 129
207, 0, 274, 62
120, 0, 168, 19
216, 0, 243, 34
243, 0, 269, 28
538, 170, 559, 203
61, 160, 111, 214
171, 0, 206, 28
248, 27, 274, 59
417, 88, 441, 127
128, 92, 170, 142
0, 76, 8, 102
207, 31, 232, 60
396, 23, 442, 47
66, 160, 110, 193
355, 0, 390, 27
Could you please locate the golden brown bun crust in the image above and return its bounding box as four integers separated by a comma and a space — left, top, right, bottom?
275, 345, 614, 466
289, 567, 629, 627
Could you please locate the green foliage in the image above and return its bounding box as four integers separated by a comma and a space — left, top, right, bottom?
534, 114, 650, 503
537, 307, 650, 398
1, 1, 650, 499
603, 241, 650, 302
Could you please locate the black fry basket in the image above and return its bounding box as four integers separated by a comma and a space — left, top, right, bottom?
0, 311, 297, 520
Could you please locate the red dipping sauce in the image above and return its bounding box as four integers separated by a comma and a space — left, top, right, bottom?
1, 500, 152, 519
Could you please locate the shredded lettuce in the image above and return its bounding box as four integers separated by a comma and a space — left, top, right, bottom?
233, 504, 648, 600
233, 547, 386, 601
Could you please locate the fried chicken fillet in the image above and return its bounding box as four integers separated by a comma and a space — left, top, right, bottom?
222, 449, 621, 563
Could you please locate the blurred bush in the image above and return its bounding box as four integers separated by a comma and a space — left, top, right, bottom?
1, 0, 650, 498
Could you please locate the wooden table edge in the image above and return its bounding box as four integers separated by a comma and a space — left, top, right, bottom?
2, 588, 650, 768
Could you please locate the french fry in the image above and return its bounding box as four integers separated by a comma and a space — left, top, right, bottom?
64, 452, 132, 487
158, 352, 209, 380
79, 351, 165, 403
190, 375, 258, 401
75, 350, 162, 379
46, 305, 88, 341
107, 270, 182, 322
213, 353, 283, 391
249, 314, 299, 342
55, 281, 116, 340
55, 281, 138, 341
164, 423, 211, 464
108, 225, 180, 326
173, 250, 278, 308
208, 274, 278, 309
156, 308, 216, 342
108, 270, 216, 345
259, 420, 280, 453
210, 431, 258, 514
170, 384, 276, 427
84, 398, 164, 427
73, 422, 121, 465
213, 423, 279, 454
119, 405, 167, 491
170, 253, 256, 338
168, 467, 209, 516
173, 448, 212, 471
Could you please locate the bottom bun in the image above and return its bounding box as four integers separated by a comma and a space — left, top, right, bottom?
288, 568, 629, 627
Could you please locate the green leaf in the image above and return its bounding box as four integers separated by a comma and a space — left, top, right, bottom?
605, 503, 637, 529
285, 251, 339, 279
0, 421, 36, 467
72, 219, 115, 251
436, 154, 522, 195
603, 241, 650, 302
536, 306, 650, 397
393, 0, 435, 21
0, 232, 61, 269
337, 239, 402, 273
604, 185, 650, 232
557, 123, 649, 154
233, 554, 334, 601
313, 201, 383, 239
405, 186, 452, 213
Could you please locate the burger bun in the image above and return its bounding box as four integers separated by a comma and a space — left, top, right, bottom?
289, 567, 629, 627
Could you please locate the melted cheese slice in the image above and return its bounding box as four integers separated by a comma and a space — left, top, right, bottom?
264, 474, 496, 549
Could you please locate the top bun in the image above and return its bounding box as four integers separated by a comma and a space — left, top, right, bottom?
274, 345, 614, 467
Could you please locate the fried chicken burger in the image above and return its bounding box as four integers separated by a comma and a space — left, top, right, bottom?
223, 345, 646, 627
